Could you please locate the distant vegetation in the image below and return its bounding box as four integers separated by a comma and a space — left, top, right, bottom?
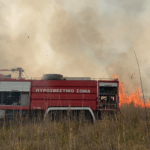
0, 104, 150, 150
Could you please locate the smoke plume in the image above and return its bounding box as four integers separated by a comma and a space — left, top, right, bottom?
0, 0, 150, 96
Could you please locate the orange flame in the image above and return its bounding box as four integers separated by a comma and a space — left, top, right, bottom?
112, 73, 150, 108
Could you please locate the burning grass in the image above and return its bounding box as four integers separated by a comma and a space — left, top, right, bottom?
0, 104, 150, 150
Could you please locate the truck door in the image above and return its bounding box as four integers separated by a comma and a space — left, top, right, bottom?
98, 81, 118, 110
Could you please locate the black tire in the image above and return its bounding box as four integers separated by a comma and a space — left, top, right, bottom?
42, 74, 63, 80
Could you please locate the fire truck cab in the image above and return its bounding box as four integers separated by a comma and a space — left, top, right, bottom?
98, 81, 119, 110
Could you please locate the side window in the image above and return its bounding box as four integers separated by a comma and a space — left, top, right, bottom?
3, 92, 20, 105
0, 92, 3, 104
11, 92, 21, 105
110, 95, 116, 103
100, 95, 108, 102
0, 92, 29, 106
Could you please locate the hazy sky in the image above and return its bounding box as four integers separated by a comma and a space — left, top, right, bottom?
0, 0, 150, 96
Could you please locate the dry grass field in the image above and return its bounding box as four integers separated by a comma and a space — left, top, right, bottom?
0, 103, 150, 150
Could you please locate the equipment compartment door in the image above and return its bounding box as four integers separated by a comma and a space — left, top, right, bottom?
0, 81, 31, 119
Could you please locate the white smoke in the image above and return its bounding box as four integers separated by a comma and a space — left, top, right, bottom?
0, 0, 150, 96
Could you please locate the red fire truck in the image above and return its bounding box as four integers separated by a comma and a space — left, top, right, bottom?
0, 68, 119, 122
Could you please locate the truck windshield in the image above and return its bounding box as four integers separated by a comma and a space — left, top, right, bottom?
100, 87, 117, 94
